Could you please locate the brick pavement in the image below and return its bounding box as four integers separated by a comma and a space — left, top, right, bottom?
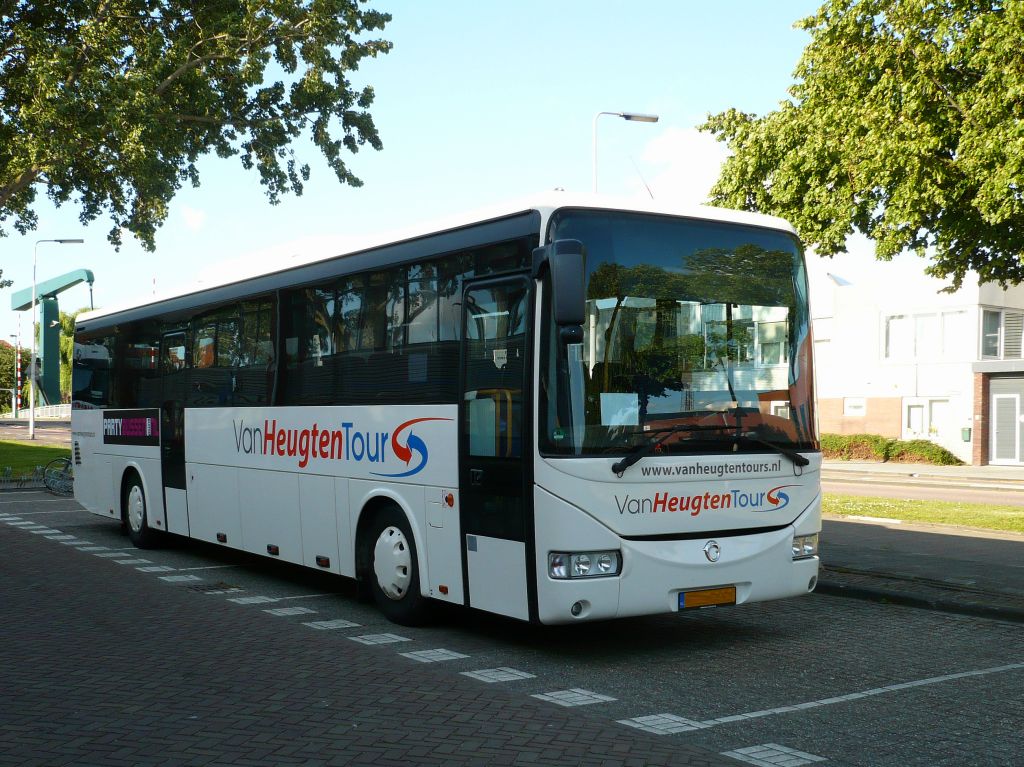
0, 518, 733, 767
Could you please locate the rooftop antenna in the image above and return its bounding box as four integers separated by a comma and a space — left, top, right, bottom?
630, 156, 655, 199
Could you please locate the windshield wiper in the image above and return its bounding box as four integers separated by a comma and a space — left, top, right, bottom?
610, 426, 810, 476
610, 424, 730, 476
731, 434, 810, 469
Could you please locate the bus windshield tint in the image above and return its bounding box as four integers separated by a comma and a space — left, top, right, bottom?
540, 210, 817, 456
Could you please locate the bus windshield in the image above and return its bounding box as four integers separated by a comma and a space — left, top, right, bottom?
540, 209, 817, 457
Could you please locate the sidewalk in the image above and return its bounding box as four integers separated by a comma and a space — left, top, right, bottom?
822, 458, 1024, 485
818, 460, 1024, 622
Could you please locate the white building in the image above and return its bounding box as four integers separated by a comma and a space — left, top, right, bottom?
808, 243, 1024, 466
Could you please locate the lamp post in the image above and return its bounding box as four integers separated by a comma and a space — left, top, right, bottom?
592, 111, 659, 193
30, 238, 83, 439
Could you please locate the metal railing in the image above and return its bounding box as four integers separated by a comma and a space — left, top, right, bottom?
0, 403, 72, 420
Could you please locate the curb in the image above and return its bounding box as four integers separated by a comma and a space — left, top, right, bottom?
816, 577, 1024, 624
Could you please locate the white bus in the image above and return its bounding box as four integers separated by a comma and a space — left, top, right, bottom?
72, 193, 820, 625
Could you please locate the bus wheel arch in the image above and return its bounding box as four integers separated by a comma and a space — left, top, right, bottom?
356, 498, 431, 625
121, 468, 160, 549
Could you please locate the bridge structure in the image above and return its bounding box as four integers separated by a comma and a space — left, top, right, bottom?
10, 269, 95, 406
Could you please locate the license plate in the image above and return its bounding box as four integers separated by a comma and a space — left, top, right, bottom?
679, 586, 736, 610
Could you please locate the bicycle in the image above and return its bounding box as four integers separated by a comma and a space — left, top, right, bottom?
43, 456, 74, 496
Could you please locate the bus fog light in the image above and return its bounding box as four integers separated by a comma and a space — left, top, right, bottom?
549, 550, 621, 579
792, 534, 819, 560
572, 554, 592, 576
548, 553, 568, 579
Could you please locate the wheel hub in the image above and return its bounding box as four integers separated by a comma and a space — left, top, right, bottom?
372, 525, 412, 600
127, 485, 145, 533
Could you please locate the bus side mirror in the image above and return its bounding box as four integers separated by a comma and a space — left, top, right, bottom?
534, 239, 585, 336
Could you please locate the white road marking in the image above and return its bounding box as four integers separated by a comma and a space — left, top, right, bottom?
303, 619, 360, 630
399, 649, 469, 663
847, 515, 903, 525
461, 668, 536, 683
721, 743, 827, 766
348, 633, 411, 646
619, 662, 1024, 734
532, 689, 616, 707
264, 606, 317, 617
228, 596, 279, 605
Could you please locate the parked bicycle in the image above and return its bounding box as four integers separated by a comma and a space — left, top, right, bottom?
43, 457, 74, 496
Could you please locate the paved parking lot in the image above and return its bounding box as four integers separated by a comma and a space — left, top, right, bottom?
2, 491, 1022, 767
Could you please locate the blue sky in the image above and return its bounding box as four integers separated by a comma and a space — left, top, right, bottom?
3, 1, 826, 343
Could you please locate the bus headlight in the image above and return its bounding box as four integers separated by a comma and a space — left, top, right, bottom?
549, 550, 621, 579
792, 534, 819, 560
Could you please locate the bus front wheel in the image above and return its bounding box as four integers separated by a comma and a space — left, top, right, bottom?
124, 473, 161, 549
366, 506, 431, 626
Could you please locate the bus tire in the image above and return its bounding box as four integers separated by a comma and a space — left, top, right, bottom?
123, 472, 161, 549
366, 505, 431, 626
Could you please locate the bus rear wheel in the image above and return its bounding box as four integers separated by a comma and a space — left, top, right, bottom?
124, 473, 161, 549
366, 506, 431, 626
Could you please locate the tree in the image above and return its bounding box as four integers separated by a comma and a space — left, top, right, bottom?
701, 1, 1023, 289
0, 341, 15, 411
58, 307, 89, 403
1, 1, 391, 251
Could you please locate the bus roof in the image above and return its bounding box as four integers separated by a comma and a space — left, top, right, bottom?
76, 191, 798, 329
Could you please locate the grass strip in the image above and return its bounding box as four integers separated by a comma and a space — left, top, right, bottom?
0, 440, 72, 476
824, 494, 1024, 535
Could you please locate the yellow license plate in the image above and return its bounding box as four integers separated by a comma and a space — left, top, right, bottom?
680, 586, 736, 610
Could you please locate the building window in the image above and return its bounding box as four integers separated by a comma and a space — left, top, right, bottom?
843, 397, 867, 417
982, 310, 1001, 358
981, 309, 1024, 360
885, 310, 972, 361
885, 315, 913, 359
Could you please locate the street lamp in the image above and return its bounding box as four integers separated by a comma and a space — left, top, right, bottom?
30, 238, 83, 439
592, 111, 659, 193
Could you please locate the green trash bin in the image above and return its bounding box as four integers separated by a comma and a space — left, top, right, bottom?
961, 427, 972, 442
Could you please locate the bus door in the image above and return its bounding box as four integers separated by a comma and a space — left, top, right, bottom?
158, 331, 189, 532
459, 277, 534, 621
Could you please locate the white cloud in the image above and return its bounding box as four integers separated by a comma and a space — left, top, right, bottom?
636, 127, 730, 207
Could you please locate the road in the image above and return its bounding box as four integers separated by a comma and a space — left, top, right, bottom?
2, 493, 1021, 767
0, 419, 71, 448
822, 476, 1024, 506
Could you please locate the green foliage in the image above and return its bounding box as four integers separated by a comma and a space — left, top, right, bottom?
702, 1, 1024, 289
821, 433, 964, 465
887, 438, 965, 465
0, 2, 391, 251
0, 441, 70, 475
0, 342, 14, 410
820, 433, 891, 460
58, 307, 88, 403
824, 495, 1024, 534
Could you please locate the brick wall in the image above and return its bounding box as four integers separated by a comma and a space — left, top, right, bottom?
818, 397, 903, 438
972, 372, 989, 465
